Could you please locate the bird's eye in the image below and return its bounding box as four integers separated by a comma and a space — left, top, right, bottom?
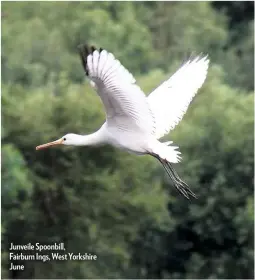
63, 138, 66, 141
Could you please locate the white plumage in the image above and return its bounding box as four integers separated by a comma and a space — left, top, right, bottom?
36, 45, 209, 199
148, 56, 209, 138
87, 49, 155, 136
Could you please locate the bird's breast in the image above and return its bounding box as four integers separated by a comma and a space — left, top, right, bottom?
105, 128, 149, 155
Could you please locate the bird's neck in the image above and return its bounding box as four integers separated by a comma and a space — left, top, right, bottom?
76, 130, 105, 146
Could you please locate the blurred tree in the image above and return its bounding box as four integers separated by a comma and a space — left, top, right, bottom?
220, 20, 254, 91
2, 83, 169, 278
213, 1, 254, 28
1, 142, 33, 278
130, 65, 254, 279
1, 1, 154, 87
1, 1, 254, 279
136, 2, 229, 69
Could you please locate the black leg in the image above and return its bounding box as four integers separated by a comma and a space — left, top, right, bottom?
166, 161, 197, 199
151, 153, 197, 199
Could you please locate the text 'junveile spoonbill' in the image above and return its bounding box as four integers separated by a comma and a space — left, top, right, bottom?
36, 44, 209, 199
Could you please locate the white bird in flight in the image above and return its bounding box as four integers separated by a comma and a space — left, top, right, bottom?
36, 44, 209, 199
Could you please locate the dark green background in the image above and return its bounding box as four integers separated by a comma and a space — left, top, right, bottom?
1, 1, 254, 279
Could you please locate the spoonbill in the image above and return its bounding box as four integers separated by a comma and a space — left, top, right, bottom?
36, 44, 209, 199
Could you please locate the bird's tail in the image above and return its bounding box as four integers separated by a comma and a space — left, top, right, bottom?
152, 141, 182, 163
151, 141, 197, 199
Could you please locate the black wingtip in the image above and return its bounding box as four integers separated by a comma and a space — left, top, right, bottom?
77, 44, 105, 76
181, 52, 209, 67
77, 44, 89, 56
77, 44, 90, 75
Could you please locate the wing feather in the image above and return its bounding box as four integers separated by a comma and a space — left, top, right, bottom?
78, 44, 155, 134
148, 55, 209, 139
98, 50, 108, 77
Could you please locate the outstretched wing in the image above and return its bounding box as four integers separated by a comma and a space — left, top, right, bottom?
147, 55, 209, 139
78, 44, 155, 135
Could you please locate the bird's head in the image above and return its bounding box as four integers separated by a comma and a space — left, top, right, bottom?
36, 133, 82, 150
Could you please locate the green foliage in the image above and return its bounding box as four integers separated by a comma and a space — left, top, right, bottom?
1, 143, 33, 278
1, 1, 253, 279
129, 66, 254, 279
167, 67, 254, 278
137, 2, 228, 69
222, 20, 254, 91
2, 82, 169, 278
